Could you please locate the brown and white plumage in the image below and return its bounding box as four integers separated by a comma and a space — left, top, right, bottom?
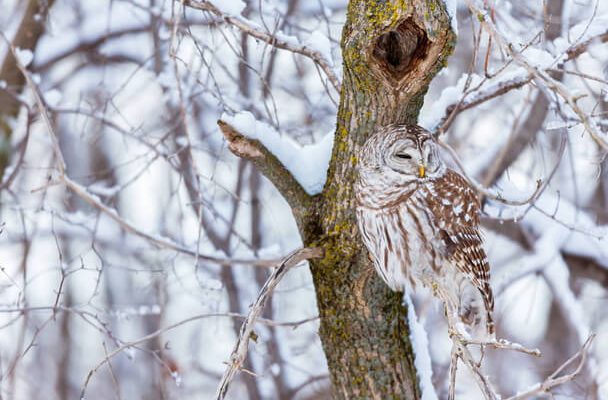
354, 124, 495, 338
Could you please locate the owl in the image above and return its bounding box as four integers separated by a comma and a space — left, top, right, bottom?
354, 124, 495, 339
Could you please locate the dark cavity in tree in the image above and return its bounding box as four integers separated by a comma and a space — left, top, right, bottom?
371, 18, 430, 83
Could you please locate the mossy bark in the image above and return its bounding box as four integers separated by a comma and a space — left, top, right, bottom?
301, 1, 455, 398
219, 0, 454, 397
0, 0, 54, 180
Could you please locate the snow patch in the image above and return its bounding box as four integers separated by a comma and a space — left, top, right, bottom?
222, 111, 335, 195
405, 294, 438, 400
215, 0, 246, 16
304, 30, 333, 66
443, 0, 458, 34
44, 89, 62, 107
15, 47, 33, 67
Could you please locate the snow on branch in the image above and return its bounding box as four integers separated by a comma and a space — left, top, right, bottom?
183, 0, 340, 91
219, 112, 334, 199
466, 0, 608, 150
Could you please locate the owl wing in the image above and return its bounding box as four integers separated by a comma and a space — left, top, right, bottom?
426, 170, 495, 331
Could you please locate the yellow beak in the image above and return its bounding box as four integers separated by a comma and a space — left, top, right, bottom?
418, 165, 426, 178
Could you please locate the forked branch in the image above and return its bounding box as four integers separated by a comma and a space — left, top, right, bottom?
218, 120, 313, 219
505, 334, 595, 400
214, 247, 324, 400
448, 333, 595, 400
183, 0, 340, 91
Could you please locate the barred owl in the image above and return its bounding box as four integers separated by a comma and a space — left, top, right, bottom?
354, 124, 495, 339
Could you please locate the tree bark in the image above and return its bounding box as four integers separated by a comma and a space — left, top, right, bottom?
0, 0, 54, 179
302, 1, 454, 398
220, 0, 455, 397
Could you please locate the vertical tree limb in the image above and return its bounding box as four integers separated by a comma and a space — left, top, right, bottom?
0, 0, 54, 179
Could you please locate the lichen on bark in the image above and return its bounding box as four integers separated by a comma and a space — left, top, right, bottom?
302, 0, 455, 398
220, 0, 455, 397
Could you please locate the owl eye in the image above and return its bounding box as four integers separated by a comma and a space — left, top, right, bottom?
395, 153, 412, 160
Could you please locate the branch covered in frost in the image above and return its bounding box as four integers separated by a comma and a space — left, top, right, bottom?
214, 247, 324, 400
13, 48, 277, 268
218, 118, 323, 218
183, 0, 341, 92
466, 0, 608, 150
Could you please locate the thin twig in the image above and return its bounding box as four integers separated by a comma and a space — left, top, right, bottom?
214, 247, 323, 400
467, 0, 608, 150
183, 0, 341, 92
8, 42, 282, 268
504, 334, 595, 400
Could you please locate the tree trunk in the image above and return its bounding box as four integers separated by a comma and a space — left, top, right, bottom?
219, 0, 455, 397
0, 0, 54, 178
302, 1, 454, 398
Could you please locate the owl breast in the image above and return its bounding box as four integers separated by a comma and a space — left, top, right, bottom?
356, 195, 443, 292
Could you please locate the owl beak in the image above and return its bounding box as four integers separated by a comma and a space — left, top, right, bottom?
418, 164, 426, 178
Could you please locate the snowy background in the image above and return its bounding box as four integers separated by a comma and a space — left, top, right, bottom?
0, 0, 607, 399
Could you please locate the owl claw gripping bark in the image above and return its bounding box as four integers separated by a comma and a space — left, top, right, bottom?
354, 124, 495, 340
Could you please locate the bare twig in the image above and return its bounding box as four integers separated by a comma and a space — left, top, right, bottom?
8, 44, 281, 268
467, 0, 608, 150
183, 0, 341, 92
504, 334, 595, 400
214, 247, 324, 400
77, 305, 321, 398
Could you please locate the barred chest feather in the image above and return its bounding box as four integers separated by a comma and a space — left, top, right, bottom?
355, 171, 478, 293
356, 188, 445, 292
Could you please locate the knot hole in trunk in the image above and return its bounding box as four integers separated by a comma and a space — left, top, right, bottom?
371, 19, 429, 83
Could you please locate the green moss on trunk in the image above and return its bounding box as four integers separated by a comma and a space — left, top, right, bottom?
296, 0, 455, 398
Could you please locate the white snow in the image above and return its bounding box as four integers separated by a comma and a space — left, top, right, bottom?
87, 182, 121, 197
418, 73, 483, 130
44, 89, 62, 107
304, 30, 334, 66
405, 294, 438, 400
214, 0, 246, 16
222, 111, 335, 195
443, 0, 458, 34
14, 47, 33, 67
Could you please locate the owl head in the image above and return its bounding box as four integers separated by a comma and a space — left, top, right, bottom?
357, 124, 445, 185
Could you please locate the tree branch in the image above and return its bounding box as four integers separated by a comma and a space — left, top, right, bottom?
504, 335, 595, 400
183, 0, 340, 92
217, 120, 313, 220
0, 0, 55, 179
435, 28, 608, 135
214, 247, 324, 400
467, 0, 608, 150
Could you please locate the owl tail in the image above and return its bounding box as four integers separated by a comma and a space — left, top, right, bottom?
459, 284, 495, 341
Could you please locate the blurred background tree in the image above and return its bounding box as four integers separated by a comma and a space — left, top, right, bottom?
0, 0, 607, 399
